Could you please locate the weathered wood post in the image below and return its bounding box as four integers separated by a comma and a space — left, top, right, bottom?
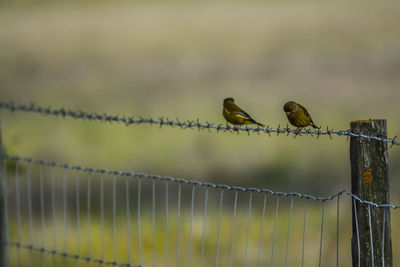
350, 119, 392, 266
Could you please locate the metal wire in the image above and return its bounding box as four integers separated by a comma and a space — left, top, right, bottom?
336, 195, 340, 267
87, 175, 92, 267
137, 180, 143, 266
381, 208, 387, 267
301, 200, 308, 267
39, 165, 46, 267
318, 201, 325, 267
353, 198, 361, 267
188, 185, 195, 267
1, 159, 9, 267
15, 161, 22, 267
165, 181, 169, 267
113, 176, 117, 263
368, 205, 375, 267
200, 188, 209, 267
1, 101, 399, 146
2, 100, 399, 266
2, 241, 142, 267
3, 153, 398, 209
243, 192, 253, 267
228, 191, 238, 267
215, 190, 224, 267
270, 197, 280, 267
1, 152, 399, 267
176, 183, 182, 267
382, 208, 386, 267
50, 167, 57, 267
152, 180, 156, 267
125, 177, 132, 266
62, 169, 68, 267
26, 163, 34, 267
100, 174, 105, 266
256, 193, 267, 267
284, 196, 294, 267
74, 172, 81, 267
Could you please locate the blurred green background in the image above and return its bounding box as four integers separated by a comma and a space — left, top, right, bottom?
1, 0, 400, 266
1, 0, 400, 196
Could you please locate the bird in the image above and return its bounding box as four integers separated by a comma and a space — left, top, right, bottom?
222, 97, 264, 128
283, 101, 319, 132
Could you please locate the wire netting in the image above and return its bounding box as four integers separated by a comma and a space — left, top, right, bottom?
1, 102, 400, 266
1, 154, 399, 267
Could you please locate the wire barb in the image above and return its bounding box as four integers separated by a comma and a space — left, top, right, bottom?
1, 241, 141, 267
1, 101, 399, 145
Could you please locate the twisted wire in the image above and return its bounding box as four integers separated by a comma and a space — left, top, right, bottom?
2, 153, 399, 209
0, 101, 399, 146
1, 241, 141, 267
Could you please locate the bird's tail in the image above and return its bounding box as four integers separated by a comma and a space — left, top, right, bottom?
311, 122, 321, 129
248, 117, 264, 127
252, 120, 265, 127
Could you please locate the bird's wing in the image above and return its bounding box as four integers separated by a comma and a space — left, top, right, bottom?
298, 103, 312, 119
228, 103, 244, 112
227, 103, 252, 119
299, 103, 318, 127
231, 110, 251, 120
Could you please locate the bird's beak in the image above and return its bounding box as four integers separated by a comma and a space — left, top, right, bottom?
285, 111, 290, 116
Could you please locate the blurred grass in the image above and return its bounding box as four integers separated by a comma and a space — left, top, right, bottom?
4, 164, 400, 266
1, 0, 400, 196
1, 1, 400, 264
6, 197, 352, 267
7, 198, 400, 266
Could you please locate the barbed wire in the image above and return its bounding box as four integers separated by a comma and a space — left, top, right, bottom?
1, 241, 141, 267
2, 153, 399, 209
0, 101, 399, 146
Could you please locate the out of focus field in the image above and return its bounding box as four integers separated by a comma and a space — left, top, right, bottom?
1, 0, 400, 266
1, 0, 400, 194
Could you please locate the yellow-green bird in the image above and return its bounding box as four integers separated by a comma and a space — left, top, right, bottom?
223, 97, 264, 128
283, 101, 319, 131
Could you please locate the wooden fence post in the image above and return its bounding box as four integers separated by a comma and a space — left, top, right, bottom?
350, 119, 392, 266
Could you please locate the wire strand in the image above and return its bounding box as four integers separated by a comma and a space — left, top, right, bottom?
1, 241, 142, 267
1, 101, 399, 146
2, 153, 399, 209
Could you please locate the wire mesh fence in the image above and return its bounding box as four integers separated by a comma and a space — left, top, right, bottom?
1, 154, 399, 267
1, 102, 400, 266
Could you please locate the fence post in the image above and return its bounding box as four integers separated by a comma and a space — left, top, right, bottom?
350, 119, 392, 267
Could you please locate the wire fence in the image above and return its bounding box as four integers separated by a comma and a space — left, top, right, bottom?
0, 101, 399, 146
1, 101, 400, 266
1, 154, 399, 266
